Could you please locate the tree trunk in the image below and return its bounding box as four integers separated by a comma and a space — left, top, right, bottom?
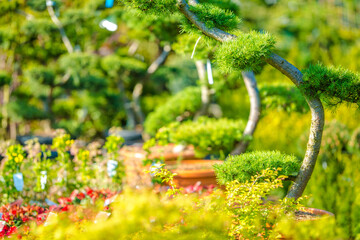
194, 60, 210, 119
265, 54, 325, 199
286, 96, 324, 198
231, 71, 261, 155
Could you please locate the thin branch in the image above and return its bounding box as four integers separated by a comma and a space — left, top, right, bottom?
147, 44, 171, 74
46, 0, 74, 53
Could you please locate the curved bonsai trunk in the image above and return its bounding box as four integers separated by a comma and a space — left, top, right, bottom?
286, 96, 324, 198
176, 0, 325, 199
231, 71, 261, 155
266, 54, 325, 199
194, 60, 211, 119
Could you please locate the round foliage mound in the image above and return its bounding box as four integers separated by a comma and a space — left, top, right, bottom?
144, 86, 202, 136
158, 117, 245, 157
215, 31, 275, 73
214, 151, 300, 185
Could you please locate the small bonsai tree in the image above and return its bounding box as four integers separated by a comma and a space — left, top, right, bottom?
124, 0, 360, 199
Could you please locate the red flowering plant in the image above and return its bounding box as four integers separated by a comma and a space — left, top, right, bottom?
0, 187, 118, 238
0, 200, 47, 237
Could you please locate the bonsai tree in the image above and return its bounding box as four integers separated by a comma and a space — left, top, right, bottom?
125, 0, 360, 199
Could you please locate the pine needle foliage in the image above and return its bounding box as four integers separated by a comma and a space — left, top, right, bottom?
198, 0, 239, 14
302, 64, 360, 106
144, 86, 202, 136
214, 151, 300, 185
122, 0, 177, 16
186, 4, 240, 31
215, 31, 275, 73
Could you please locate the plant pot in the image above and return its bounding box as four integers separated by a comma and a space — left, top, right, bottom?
295, 207, 334, 221
277, 207, 334, 239
120, 144, 198, 188
165, 159, 223, 188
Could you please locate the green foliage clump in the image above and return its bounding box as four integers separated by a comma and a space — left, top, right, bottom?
22, 19, 58, 36
0, 71, 11, 87
144, 86, 202, 136
101, 55, 146, 75
25, 67, 56, 86
59, 53, 105, 89
172, 34, 218, 60
7, 100, 47, 122
260, 83, 309, 113
215, 31, 275, 72
157, 117, 245, 158
122, 0, 177, 16
198, 0, 239, 14
302, 64, 360, 106
186, 4, 240, 31
26, 0, 62, 11
214, 151, 300, 185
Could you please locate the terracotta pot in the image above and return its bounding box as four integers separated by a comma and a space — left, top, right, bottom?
165, 159, 223, 188
120, 144, 198, 188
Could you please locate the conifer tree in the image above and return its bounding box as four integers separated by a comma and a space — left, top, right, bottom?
124, 0, 360, 198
